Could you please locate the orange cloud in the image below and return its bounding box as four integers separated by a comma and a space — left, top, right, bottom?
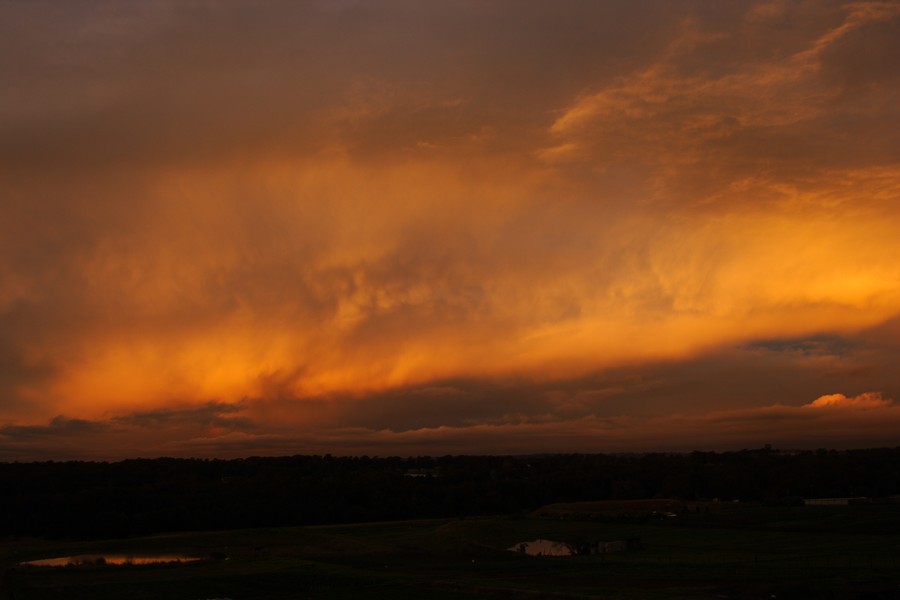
2, 2, 900, 457
804, 392, 893, 409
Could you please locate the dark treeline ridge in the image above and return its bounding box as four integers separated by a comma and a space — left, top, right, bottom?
2, 447, 899, 539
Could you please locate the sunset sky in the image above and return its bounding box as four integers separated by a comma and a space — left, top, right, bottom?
2, 1, 899, 460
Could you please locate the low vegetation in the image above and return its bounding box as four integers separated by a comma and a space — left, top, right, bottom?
2, 501, 899, 599
2, 447, 899, 539
2, 448, 899, 598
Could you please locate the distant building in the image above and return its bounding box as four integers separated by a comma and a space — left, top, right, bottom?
404, 468, 440, 478
803, 497, 869, 506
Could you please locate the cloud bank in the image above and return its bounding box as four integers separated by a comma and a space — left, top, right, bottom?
1, 1, 899, 458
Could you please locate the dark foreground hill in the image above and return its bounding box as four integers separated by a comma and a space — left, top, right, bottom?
2, 447, 899, 539
3, 502, 900, 599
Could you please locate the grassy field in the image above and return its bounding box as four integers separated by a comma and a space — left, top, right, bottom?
2, 501, 899, 599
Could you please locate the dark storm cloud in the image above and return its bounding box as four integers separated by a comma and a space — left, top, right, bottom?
329, 379, 561, 431
542, 1, 900, 211
0, 337, 58, 413
0, 404, 260, 461
0, 415, 105, 440
2, 317, 899, 460
115, 400, 254, 429
745, 334, 856, 357
0, 0, 681, 173
304, 315, 900, 438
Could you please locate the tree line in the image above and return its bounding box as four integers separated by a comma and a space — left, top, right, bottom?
1, 447, 898, 539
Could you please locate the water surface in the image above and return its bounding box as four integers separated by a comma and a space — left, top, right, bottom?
20, 554, 202, 567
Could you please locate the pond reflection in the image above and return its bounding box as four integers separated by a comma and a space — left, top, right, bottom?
19, 555, 202, 567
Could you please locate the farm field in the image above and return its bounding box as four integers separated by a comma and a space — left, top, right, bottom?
2, 501, 899, 599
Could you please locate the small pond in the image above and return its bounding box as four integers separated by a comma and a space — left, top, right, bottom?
19, 554, 203, 567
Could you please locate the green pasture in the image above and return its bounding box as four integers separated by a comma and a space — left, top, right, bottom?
2, 502, 898, 599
